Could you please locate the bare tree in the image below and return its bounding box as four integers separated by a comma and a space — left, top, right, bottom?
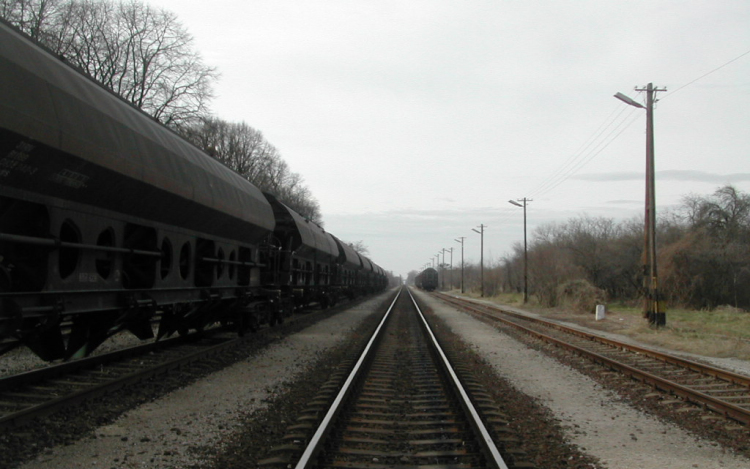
661, 185, 750, 309
1, 0, 217, 126
180, 117, 322, 224
347, 241, 369, 256
3, 0, 324, 224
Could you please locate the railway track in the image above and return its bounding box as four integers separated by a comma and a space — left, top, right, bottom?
0, 294, 376, 431
434, 292, 750, 426
261, 288, 528, 469
0, 332, 238, 429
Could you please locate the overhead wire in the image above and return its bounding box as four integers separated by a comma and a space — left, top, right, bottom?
527, 102, 641, 200
516, 46, 750, 205
459, 47, 750, 260
486, 96, 644, 236
529, 106, 642, 199
525, 104, 625, 199
487, 100, 644, 233
661, 47, 750, 101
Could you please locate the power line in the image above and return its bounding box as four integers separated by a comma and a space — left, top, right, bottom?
519, 48, 750, 203
526, 104, 626, 198
530, 110, 642, 199
490, 49, 750, 250
662, 47, 750, 100
527, 99, 643, 200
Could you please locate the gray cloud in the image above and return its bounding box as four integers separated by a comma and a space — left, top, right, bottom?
572, 170, 750, 183
606, 200, 641, 205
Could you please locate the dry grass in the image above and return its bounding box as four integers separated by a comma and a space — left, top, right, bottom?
623, 305, 750, 359
453, 290, 750, 360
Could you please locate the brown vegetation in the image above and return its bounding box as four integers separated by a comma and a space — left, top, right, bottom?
426, 185, 750, 318
556, 279, 607, 314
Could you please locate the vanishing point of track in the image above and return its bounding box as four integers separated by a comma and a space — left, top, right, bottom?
263, 288, 522, 469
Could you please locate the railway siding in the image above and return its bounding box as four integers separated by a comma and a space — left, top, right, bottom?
434, 292, 750, 425
421, 291, 750, 467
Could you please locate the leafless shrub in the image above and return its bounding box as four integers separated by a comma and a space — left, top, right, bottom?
557, 278, 607, 314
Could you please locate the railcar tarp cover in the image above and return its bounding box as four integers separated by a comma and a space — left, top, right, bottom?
0, 21, 274, 242
284, 206, 338, 258
359, 254, 374, 272
332, 235, 361, 269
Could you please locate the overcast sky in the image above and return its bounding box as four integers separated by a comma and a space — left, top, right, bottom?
149, 0, 749, 278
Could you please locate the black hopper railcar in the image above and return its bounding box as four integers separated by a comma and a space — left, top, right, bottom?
0, 20, 387, 361
415, 267, 439, 292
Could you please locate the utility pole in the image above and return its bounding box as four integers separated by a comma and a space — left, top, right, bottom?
441, 249, 447, 290
448, 247, 453, 290
472, 224, 485, 297
436, 253, 442, 289
455, 237, 465, 294
615, 83, 667, 326
509, 198, 531, 303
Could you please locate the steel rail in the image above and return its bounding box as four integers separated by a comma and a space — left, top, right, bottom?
437, 293, 750, 388
0, 335, 236, 429
408, 288, 509, 469
438, 293, 750, 388
0, 334, 194, 390
436, 293, 750, 425
294, 288, 511, 469
293, 289, 401, 469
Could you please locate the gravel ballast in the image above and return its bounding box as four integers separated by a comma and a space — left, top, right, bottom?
418, 291, 750, 469
14, 294, 389, 469
9, 288, 750, 468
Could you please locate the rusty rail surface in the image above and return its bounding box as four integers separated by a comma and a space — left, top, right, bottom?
0, 334, 236, 429
434, 292, 750, 426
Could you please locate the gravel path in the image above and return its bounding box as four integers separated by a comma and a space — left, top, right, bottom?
16, 294, 388, 469
418, 291, 750, 469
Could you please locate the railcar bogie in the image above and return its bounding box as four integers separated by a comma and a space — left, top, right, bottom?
0, 190, 273, 359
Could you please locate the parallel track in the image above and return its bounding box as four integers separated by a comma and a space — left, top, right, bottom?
0, 332, 237, 429
434, 292, 750, 425
0, 294, 377, 431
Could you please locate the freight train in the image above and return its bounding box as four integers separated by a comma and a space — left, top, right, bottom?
415, 268, 439, 291
0, 20, 387, 361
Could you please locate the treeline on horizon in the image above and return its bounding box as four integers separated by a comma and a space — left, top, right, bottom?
1, 0, 322, 223
411, 185, 750, 313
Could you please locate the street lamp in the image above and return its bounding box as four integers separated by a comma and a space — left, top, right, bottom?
455, 237, 465, 294
441, 248, 448, 290
508, 198, 530, 303
614, 92, 644, 109
436, 253, 442, 289
472, 224, 485, 297
448, 247, 453, 290
615, 83, 667, 327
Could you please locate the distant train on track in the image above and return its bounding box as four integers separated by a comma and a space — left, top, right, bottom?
415, 268, 439, 292
0, 20, 388, 361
